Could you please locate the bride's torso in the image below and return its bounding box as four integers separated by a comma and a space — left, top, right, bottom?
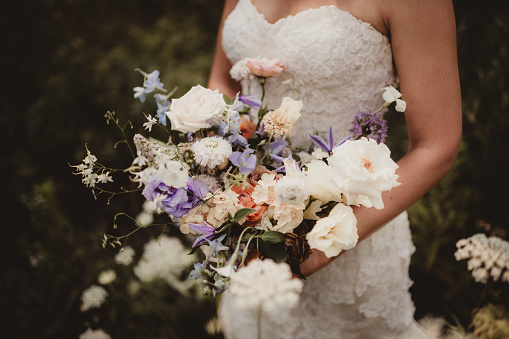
219, 2, 425, 338
222, 0, 396, 149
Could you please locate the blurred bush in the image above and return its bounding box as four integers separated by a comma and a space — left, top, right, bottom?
1, 0, 509, 338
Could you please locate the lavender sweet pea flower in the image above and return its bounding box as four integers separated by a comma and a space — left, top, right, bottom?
189, 223, 216, 248
230, 148, 257, 175
267, 137, 288, 156
142, 176, 208, 218
240, 93, 262, 110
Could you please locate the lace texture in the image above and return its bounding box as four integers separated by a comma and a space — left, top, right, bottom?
219, 1, 427, 338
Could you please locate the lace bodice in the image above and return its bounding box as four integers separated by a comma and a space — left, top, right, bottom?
222, 0, 396, 149
219, 1, 427, 338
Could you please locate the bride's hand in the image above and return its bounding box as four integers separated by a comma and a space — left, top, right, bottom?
300, 249, 341, 277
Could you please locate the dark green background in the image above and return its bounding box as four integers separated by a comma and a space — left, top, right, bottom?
2, 0, 508, 337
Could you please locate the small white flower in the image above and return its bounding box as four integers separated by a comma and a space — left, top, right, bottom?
98, 269, 117, 285
382, 86, 406, 112
97, 172, 113, 184
143, 114, 158, 132
191, 137, 232, 169
80, 285, 108, 312
79, 328, 111, 339
229, 259, 303, 313
306, 203, 358, 258
83, 152, 97, 165
155, 156, 188, 188
312, 148, 329, 160
115, 246, 135, 266
455, 233, 509, 284
274, 176, 308, 205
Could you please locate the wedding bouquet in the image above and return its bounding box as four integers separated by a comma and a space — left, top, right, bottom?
73, 58, 406, 312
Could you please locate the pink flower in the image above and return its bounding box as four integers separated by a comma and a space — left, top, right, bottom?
246, 58, 285, 78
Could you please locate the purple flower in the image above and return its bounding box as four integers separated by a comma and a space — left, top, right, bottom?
240, 93, 262, 110
349, 111, 388, 144
189, 223, 216, 248
266, 137, 288, 156
230, 148, 257, 175
142, 176, 209, 218
143, 70, 164, 93
310, 127, 351, 153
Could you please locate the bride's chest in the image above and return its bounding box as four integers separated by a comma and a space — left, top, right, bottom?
222, 0, 393, 82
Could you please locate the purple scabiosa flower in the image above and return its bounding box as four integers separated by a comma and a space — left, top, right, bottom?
349, 111, 388, 144
230, 148, 257, 175
142, 176, 209, 218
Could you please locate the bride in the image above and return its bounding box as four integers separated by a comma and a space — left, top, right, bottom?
208, 0, 462, 338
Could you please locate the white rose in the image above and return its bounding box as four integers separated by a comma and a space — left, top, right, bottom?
278, 97, 302, 125
167, 85, 227, 133
306, 203, 358, 258
304, 160, 342, 202
328, 138, 400, 209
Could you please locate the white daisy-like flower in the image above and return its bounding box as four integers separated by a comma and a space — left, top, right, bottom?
191, 137, 232, 169
98, 269, 116, 285
229, 259, 303, 313
455, 233, 509, 283
80, 285, 108, 312
114, 246, 135, 266
79, 328, 111, 339
274, 176, 308, 205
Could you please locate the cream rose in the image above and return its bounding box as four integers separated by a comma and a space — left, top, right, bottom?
328, 138, 400, 209
166, 85, 227, 133
306, 203, 358, 258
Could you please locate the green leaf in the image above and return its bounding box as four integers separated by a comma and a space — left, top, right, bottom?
223, 94, 233, 105
240, 232, 255, 243
233, 208, 257, 223
261, 230, 285, 244
258, 240, 287, 263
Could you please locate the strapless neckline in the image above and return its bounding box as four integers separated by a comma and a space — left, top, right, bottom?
245, 0, 385, 37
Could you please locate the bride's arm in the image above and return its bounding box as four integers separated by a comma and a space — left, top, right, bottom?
301, 0, 462, 276
208, 0, 241, 97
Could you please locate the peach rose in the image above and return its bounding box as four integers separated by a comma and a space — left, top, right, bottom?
232, 184, 269, 226
246, 58, 285, 78
240, 117, 257, 139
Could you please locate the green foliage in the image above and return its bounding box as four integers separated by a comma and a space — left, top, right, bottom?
3, 0, 509, 337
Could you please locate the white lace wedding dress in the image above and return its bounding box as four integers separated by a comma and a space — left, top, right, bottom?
219, 1, 429, 338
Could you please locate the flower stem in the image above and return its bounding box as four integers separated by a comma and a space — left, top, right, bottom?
257, 303, 263, 339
